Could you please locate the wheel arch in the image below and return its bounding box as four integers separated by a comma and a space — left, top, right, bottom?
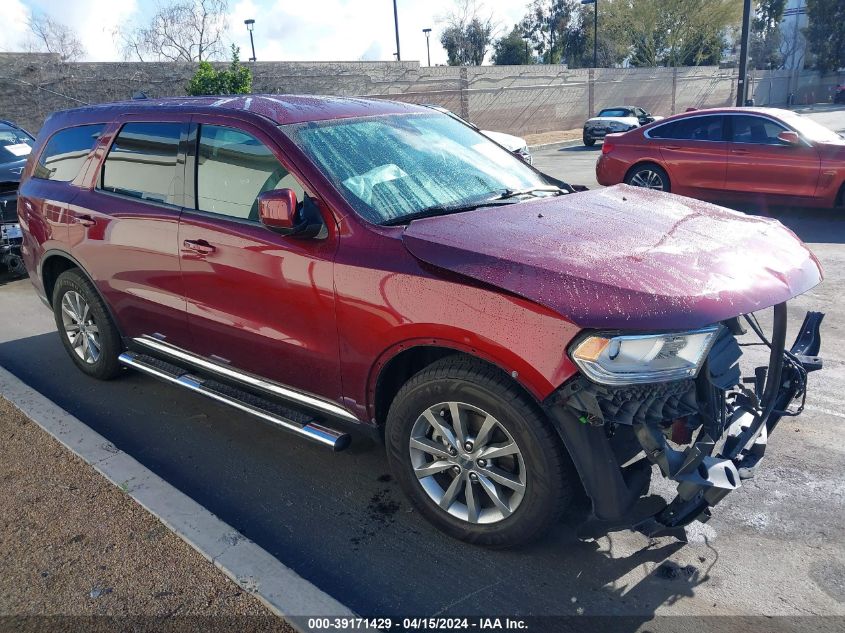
836, 180, 845, 208
40, 250, 123, 336
369, 341, 550, 428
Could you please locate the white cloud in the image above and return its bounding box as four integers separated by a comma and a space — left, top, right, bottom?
6, 0, 530, 64
30, 0, 138, 61
0, 0, 33, 53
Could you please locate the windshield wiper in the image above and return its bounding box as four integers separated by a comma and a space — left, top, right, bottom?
495, 185, 567, 200
380, 198, 518, 226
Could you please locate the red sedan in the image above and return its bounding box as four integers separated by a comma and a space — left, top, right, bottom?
596, 107, 845, 208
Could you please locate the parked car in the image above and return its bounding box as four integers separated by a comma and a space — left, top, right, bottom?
835, 84, 845, 104
423, 104, 533, 164
0, 119, 34, 275
596, 107, 845, 208
583, 106, 662, 146
18, 96, 824, 547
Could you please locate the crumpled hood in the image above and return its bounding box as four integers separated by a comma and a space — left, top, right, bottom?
402, 185, 823, 330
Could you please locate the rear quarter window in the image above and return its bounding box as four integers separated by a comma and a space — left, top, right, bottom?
34, 124, 106, 181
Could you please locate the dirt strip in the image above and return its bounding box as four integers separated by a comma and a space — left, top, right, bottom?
523, 128, 582, 146
0, 396, 295, 630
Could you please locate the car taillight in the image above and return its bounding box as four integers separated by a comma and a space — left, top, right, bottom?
601, 141, 615, 155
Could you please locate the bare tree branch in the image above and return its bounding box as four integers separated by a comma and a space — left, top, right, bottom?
119, 0, 229, 62
26, 13, 85, 62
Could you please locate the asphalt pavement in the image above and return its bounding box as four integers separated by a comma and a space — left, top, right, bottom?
1, 107, 844, 622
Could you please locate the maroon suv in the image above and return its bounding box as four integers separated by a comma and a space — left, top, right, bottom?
17, 96, 824, 546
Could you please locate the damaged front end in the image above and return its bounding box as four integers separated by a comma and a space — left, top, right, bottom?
544, 304, 824, 542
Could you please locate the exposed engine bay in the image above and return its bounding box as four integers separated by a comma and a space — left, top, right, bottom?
545, 304, 824, 541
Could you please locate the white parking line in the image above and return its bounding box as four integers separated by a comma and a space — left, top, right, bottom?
0, 364, 355, 628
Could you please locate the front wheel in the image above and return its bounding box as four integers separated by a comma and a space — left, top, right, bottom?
385, 357, 573, 547
625, 163, 671, 192
583, 134, 596, 146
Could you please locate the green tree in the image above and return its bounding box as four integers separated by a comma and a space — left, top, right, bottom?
626, 0, 740, 67
492, 25, 533, 64
186, 45, 252, 95
750, 0, 786, 69
520, 0, 578, 64
805, 0, 845, 72
440, 1, 496, 66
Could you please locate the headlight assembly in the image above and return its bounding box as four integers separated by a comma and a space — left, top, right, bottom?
570, 326, 721, 385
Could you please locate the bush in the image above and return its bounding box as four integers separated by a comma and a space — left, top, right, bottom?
186, 45, 252, 96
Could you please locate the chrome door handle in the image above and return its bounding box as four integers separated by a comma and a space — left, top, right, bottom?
183, 239, 215, 254
731, 148, 750, 155
75, 214, 96, 227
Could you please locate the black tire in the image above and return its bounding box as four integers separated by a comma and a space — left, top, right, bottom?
385, 356, 573, 547
625, 162, 671, 192
583, 134, 596, 146
52, 269, 123, 380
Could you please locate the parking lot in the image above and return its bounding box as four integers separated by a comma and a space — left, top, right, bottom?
0, 107, 844, 623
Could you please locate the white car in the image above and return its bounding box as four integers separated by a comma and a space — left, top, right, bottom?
423, 105, 532, 164
583, 106, 663, 146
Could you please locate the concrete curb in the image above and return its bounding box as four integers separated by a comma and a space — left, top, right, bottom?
528, 138, 582, 152
0, 363, 355, 627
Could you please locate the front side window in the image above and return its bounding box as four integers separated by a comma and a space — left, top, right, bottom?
730, 115, 788, 145
34, 124, 104, 181
100, 122, 182, 204
196, 125, 304, 221
649, 116, 724, 142
281, 113, 548, 225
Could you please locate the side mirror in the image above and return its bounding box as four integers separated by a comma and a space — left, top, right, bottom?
777, 130, 802, 146
258, 189, 324, 238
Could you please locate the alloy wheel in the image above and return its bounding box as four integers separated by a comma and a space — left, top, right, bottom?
629, 169, 666, 190
408, 401, 527, 524
60, 290, 101, 364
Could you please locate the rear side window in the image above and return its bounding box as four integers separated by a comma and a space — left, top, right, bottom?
34, 124, 105, 181
649, 116, 724, 142
195, 125, 304, 221
100, 122, 182, 205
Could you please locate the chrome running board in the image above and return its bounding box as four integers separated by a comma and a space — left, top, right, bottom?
132, 335, 358, 423
119, 351, 351, 451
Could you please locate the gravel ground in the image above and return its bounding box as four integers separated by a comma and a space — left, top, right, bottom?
0, 397, 294, 630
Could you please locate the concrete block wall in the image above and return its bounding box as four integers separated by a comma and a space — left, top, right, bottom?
0, 53, 840, 137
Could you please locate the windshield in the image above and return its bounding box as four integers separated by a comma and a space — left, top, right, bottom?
598, 108, 632, 118
779, 111, 843, 143
281, 113, 549, 225
0, 123, 34, 164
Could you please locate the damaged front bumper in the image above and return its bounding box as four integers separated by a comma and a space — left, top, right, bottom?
543, 303, 824, 541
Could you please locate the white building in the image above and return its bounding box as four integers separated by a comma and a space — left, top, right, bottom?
780, 0, 808, 70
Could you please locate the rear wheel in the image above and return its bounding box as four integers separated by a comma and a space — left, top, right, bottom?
385, 357, 573, 547
625, 163, 671, 192
52, 269, 123, 380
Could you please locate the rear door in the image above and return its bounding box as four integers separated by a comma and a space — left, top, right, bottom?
724, 114, 821, 199
649, 114, 728, 196
177, 115, 343, 401
70, 115, 191, 345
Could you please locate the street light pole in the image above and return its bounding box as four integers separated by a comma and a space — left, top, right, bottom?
736, 0, 752, 106
422, 28, 432, 67
580, 0, 598, 68
393, 0, 401, 61
244, 19, 257, 63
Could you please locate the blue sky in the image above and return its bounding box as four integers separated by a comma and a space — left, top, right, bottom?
2, 0, 528, 64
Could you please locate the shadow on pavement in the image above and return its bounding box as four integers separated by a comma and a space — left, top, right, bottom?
0, 329, 707, 622
559, 144, 601, 152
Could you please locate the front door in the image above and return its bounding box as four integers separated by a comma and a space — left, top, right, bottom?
725, 114, 821, 200
177, 117, 342, 402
